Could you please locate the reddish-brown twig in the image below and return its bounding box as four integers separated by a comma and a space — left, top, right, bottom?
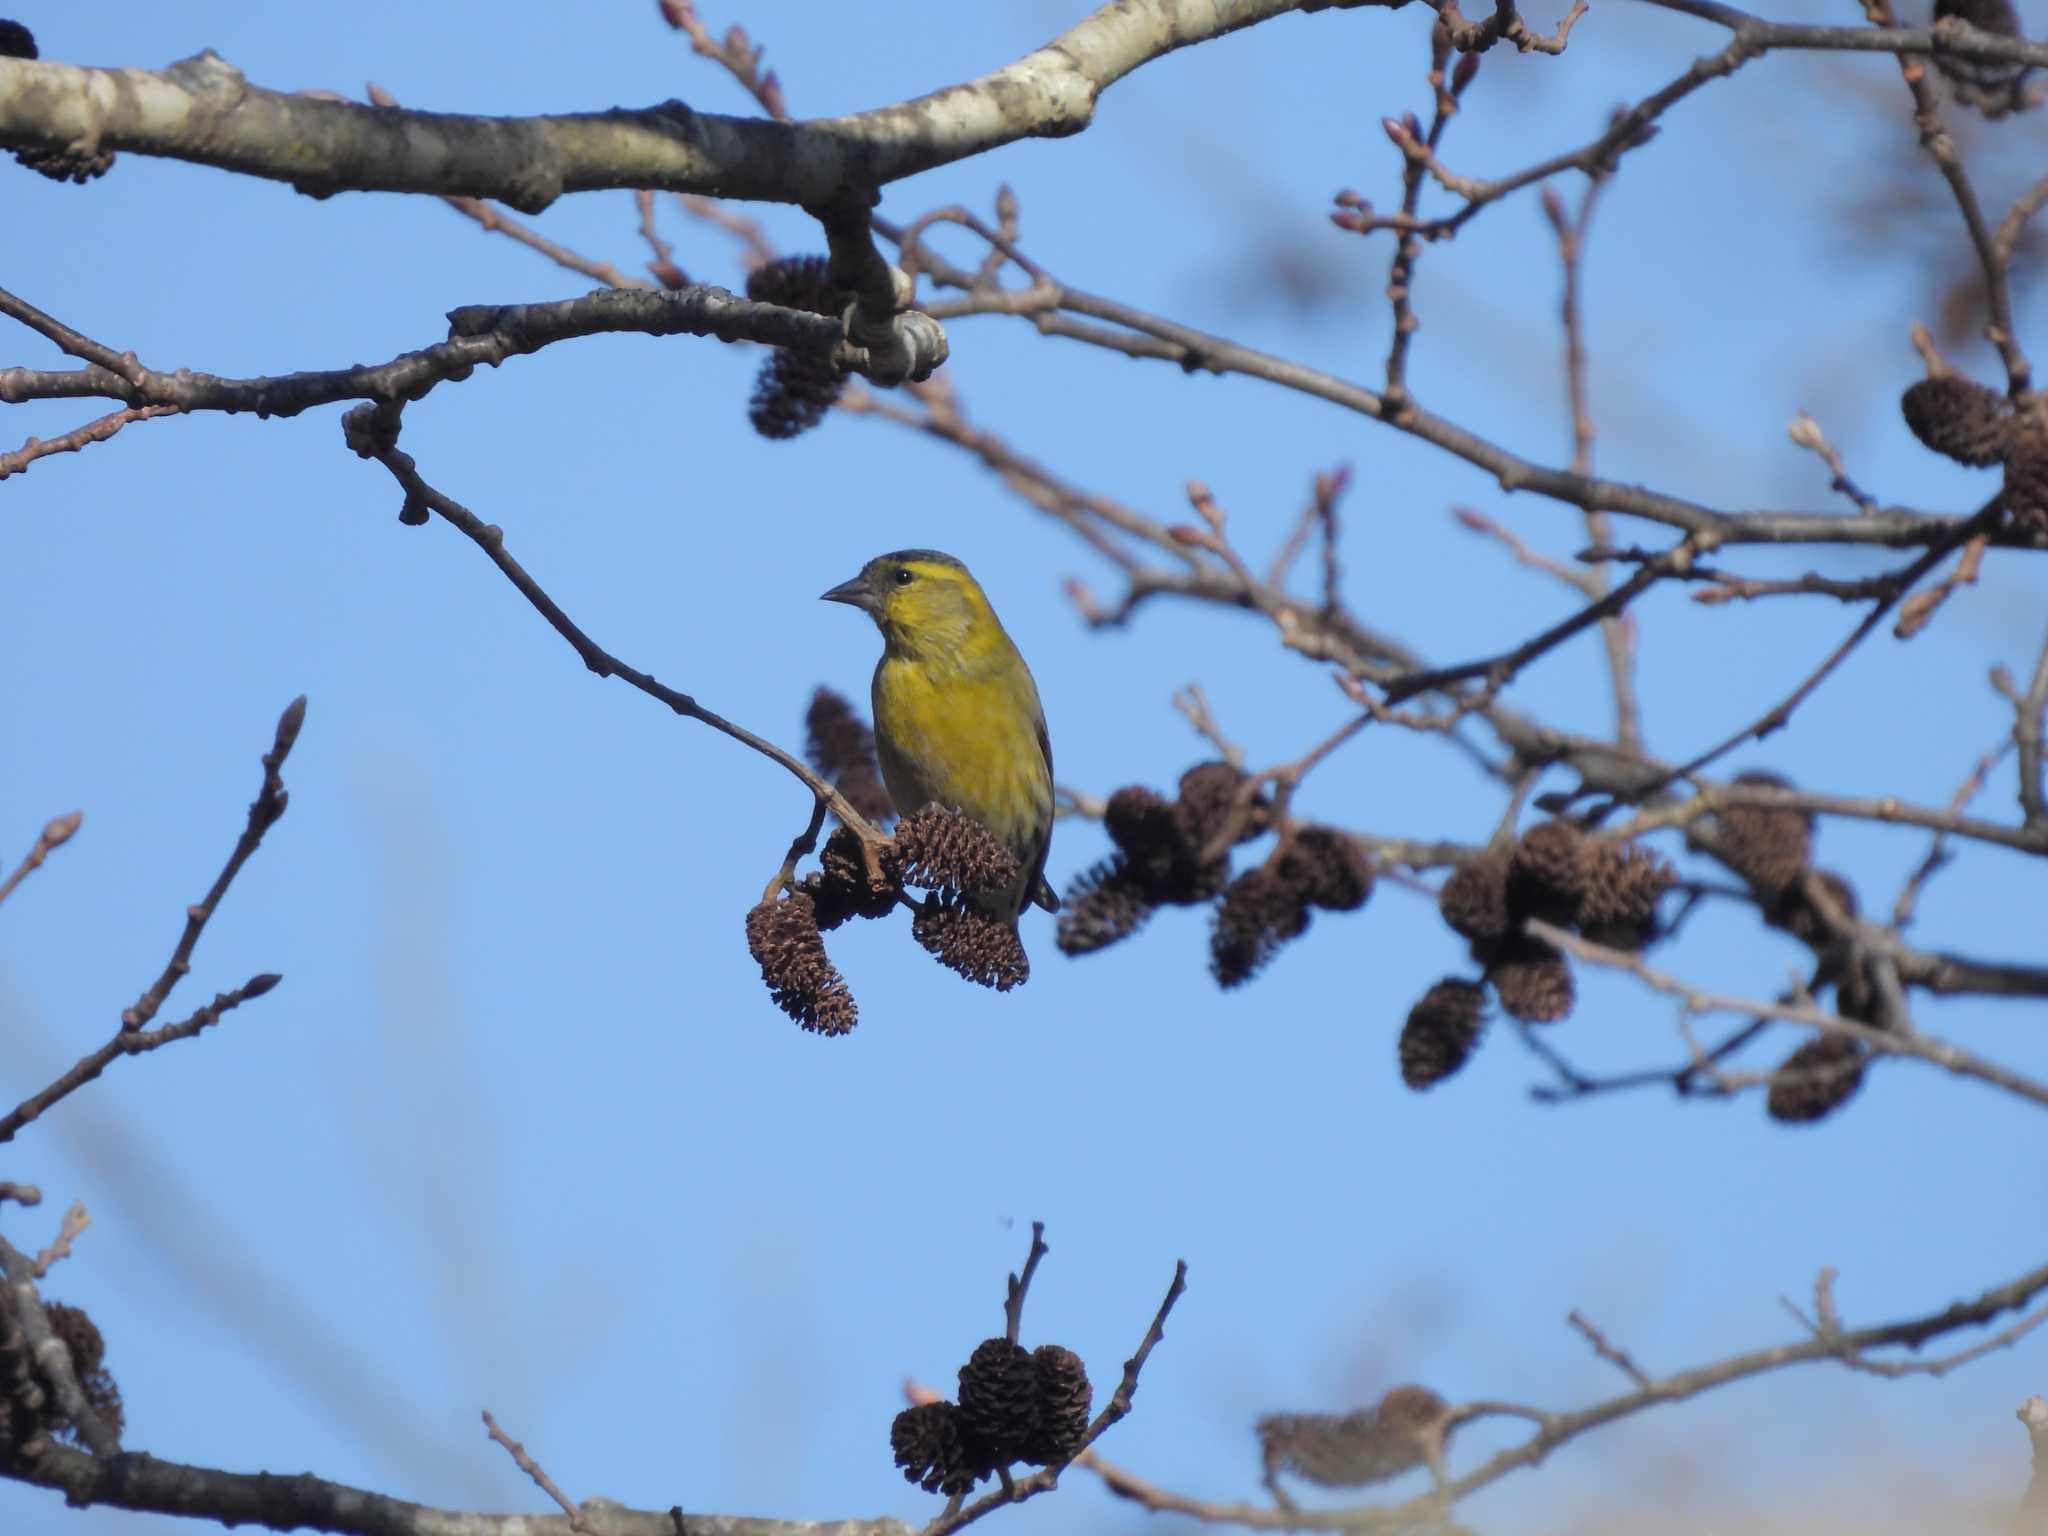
0, 404, 178, 481
0, 811, 82, 910
481, 1409, 592, 1534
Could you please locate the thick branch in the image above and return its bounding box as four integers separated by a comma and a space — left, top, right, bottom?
0, 3, 1383, 211
1, 1439, 910, 1536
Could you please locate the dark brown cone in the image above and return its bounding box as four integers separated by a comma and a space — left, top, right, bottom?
1766, 1033, 1867, 1124
1210, 866, 1311, 989
1399, 979, 1488, 1090
748, 346, 844, 440
2004, 431, 2048, 540
1278, 825, 1373, 913
1508, 820, 1589, 924
1021, 1345, 1092, 1466
1577, 842, 1676, 950
912, 893, 1029, 991
1487, 938, 1575, 1024
958, 1338, 1039, 1468
744, 892, 858, 1035
807, 824, 900, 930
1932, 0, 2028, 90
1438, 854, 1510, 944
1257, 1386, 1447, 1490
43, 1303, 123, 1444
1717, 771, 1813, 897
892, 1400, 987, 1497
1900, 376, 2013, 466
1766, 868, 1860, 948
894, 804, 1022, 896
1175, 760, 1268, 848
1106, 784, 1224, 904
745, 254, 840, 314
1105, 786, 1178, 861
803, 688, 895, 826
1055, 856, 1157, 956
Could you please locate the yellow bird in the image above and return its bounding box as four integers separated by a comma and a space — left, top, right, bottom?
821, 550, 1059, 928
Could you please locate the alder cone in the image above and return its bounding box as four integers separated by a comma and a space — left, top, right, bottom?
1766, 1034, 1867, 1124
1899, 375, 2011, 466
1399, 979, 1487, 1090
1438, 854, 1510, 944
1508, 820, 1589, 923
1021, 1344, 1093, 1465
1487, 939, 1575, 1024
957, 1338, 1039, 1467
1055, 856, 1156, 956
891, 1401, 985, 1496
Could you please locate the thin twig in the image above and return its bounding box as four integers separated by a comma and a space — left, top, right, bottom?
30, 1204, 89, 1280
1891, 739, 2008, 929
1530, 919, 2048, 1109
124, 696, 302, 1031
0, 811, 82, 910
344, 406, 888, 876
0, 404, 178, 481
1567, 1310, 1652, 1391
482, 1409, 591, 1535
0, 973, 284, 1145
1003, 1221, 1049, 1346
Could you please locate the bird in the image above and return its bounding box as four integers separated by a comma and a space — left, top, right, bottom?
821, 550, 1059, 928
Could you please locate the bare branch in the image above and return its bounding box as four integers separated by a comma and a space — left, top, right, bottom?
341, 405, 887, 860
1531, 919, 2048, 1110
0, 281, 938, 413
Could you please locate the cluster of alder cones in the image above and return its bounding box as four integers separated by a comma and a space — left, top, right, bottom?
1402, 818, 1677, 1089
1717, 772, 1882, 1126
794, 689, 1881, 1123
1255, 1385, 1451, 1506
1055, 762, 1372, 987
745, 799, 1034, 1035
890, 1337, 1093, 1497
1407, 770, 1881, 1124
0, 1299, 123, 1448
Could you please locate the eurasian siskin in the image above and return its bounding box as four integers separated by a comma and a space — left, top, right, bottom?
821, 549, 1059, 928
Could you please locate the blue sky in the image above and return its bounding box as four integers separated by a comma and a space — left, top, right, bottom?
3, 2, 2045, 1532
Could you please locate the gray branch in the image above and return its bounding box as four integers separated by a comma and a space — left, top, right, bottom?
0, 284, 942, 415
7, 1439, 910, 1536
0, 1, 1368, 211
3, 3, 2045, 212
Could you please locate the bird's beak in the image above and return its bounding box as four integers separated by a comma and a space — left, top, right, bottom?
820, 573, 877, 614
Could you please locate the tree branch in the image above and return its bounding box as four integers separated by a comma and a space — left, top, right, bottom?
340, 406, 886, 856
0, 3, 1415, 212
0, 282, 937, 414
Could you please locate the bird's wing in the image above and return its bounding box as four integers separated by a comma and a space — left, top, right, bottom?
1028, 713, 1061, 913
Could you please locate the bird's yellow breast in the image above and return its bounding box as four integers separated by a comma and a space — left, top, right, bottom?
871, 653, 1050, 850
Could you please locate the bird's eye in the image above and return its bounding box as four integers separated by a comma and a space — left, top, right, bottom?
894, 568, 914, 585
